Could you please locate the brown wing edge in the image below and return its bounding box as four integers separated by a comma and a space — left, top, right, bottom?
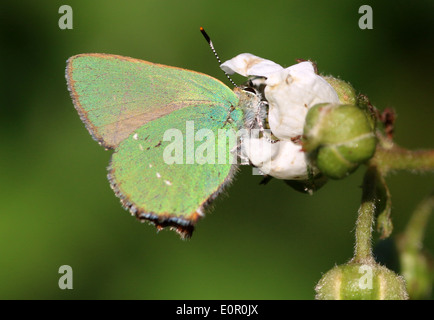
65, 53, 231, 150
65, 54, 119, 150
107, 157, 240, 240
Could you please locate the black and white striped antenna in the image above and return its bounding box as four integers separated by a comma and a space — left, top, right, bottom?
200, 27, 238, 87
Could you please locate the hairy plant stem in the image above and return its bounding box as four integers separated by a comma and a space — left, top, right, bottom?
372, 142, 434, 175
351, 141, 434, 265
351, 166, 378, 264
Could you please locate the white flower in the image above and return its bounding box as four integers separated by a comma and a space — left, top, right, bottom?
265, 62, 340, 140
222, 53, 340, 140
242, 136, 309, 180
220, 53, 283, 78
222, 53, 340, 180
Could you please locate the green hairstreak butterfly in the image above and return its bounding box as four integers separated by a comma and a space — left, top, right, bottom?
66, 52, 260, 239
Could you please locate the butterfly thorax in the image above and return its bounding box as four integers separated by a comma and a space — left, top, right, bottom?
234, 87, 268, 132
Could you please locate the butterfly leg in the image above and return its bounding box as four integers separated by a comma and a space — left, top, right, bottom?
223, 105, 236, 127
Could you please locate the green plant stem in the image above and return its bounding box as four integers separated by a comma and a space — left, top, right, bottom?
397, 194, 434, 300
351, 166, 378, 264
375, 172, 393, 239
402, 193, 434, 251
373, 143, 434, 175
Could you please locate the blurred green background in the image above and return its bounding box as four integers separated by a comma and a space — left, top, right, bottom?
0, 0, 433, 299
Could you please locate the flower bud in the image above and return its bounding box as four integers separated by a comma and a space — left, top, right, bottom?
303, 103, 377, 179
323, 76, 357, 105
315, 262, 409, 300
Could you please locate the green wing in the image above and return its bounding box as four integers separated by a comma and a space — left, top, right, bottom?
66, 54, 243, 238
109, 103, 242, 238
66, 53, 238, 149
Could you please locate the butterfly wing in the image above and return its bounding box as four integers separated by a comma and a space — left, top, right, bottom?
66, 54, 243, 238
66, 53, 239, 149
110, 103, 242, 238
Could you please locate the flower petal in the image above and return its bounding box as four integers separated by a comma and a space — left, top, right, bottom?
220, 53, 283, 77
242, 136, 309, 180
265, 61, 340, 140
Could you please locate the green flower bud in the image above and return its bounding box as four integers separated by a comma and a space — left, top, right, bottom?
323, 76, 357, 105
303, 103, 377, 179
323, 76, 377, 130
315, 262, 409, 300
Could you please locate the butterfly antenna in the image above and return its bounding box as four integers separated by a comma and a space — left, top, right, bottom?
200, 27, 238, 87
